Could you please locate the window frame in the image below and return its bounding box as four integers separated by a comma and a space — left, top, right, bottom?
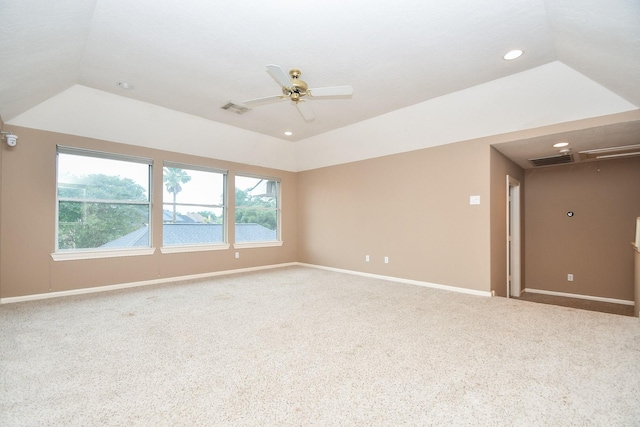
160, 161, 229, 254
52, 146, 155, 261
233, 173, 282, 248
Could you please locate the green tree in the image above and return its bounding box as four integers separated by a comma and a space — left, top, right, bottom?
58, 174, 148, 249
163, 167, 192, 223
235, 187, 276, 230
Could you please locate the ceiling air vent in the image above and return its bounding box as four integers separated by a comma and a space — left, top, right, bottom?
528, 153, 574, 167
221, 102, 250, 114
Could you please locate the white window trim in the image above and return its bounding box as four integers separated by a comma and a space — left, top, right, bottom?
51, 248, 156, 261
233, 241, 283, 249
57, 146, 153, 165
164, 161, 227, 175
160, 243, 230, 254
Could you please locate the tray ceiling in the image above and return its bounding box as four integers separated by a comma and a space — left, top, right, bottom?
1, 0, 638, 169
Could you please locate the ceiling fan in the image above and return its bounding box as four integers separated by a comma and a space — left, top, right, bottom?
239, 64, 353, 121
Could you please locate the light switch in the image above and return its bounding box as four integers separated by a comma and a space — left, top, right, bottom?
470, 195, 481, 205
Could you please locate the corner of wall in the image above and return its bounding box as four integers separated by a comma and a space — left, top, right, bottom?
0, 114, 4, 298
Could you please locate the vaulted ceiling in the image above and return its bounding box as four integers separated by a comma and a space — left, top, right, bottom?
1, 0, 639, 171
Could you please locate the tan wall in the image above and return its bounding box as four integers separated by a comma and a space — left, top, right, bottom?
297, 139, 492, 293
524, 158, 640, 301
4, 113, 638, 300
489, 148, 525, 297
634, 246, 640, 317
0, 126, 298, 298
0, 116, 4, 298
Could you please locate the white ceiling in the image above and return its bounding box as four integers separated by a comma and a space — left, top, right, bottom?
1, 0, 639, 170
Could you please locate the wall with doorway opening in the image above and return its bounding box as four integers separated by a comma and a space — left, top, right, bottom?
524, 157, 640, 302
490, 147, 525, 297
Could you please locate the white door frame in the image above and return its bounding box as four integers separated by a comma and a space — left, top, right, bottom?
507, 176, 521, 298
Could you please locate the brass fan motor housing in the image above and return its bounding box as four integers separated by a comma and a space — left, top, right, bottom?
288, 68, 308, 101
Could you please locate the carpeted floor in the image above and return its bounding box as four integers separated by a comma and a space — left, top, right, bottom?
1, 266, 640, 426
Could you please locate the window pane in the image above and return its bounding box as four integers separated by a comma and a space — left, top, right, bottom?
163, 167, 224, 206
235, 175, 279, 243
235, 176, 277, 206
235, 209, 277, 242
162, 165, 226, 246
57, 150, 152, 251
58, 154, 149, 201
162, 205, 224, 245
58, 201, 149, 249
163, 206, 223, 224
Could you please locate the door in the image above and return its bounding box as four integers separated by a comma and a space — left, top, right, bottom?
507, 176, 521, 298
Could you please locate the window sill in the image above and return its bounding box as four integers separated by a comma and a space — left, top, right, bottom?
51, 248, 156, 261
233, 241, 283, 249
160, 243, 230, 254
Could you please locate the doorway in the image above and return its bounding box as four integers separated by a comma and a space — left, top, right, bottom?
507, 176, 521, 298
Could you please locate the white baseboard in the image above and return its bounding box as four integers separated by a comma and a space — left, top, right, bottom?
298, 263, 492, 297
1, 261, 492, 304
523, 288, 634, 306
0, 262, 298, 304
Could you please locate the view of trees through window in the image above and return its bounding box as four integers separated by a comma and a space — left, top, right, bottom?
235, 175, 279, 242
162, 165, 226, 246
162, 170, 279, 243
57, 149, 281, 251
57, 150, 151, 250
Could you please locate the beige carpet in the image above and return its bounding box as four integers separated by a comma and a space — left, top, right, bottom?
1, 266, 640, 426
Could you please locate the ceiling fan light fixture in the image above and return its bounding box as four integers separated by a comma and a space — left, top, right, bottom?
244, 64, 353, 122
503, 49, 523, 60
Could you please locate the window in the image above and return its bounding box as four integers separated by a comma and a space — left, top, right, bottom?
163, 162, 227, 247
56, 147, 152, 252
235, 174, 280, 243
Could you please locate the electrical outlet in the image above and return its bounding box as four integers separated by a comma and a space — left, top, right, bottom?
235, 252, 240, 259
365, 255, 370, 262
384, 256, 389, 264
567, 273, 573, 282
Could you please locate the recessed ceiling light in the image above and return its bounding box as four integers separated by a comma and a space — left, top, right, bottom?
117, 81, 134, 90
503, 50, 523, 60
553, 142, 569, 148
284, 131, 293, 136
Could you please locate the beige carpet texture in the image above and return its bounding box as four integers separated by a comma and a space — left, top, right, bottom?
1, 266, 639, 426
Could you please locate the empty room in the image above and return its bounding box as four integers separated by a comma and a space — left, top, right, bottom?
1, 0, 640, 425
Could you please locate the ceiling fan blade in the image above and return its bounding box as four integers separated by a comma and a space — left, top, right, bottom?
241, 95, 286, 107
309, 85, 353, 97
266, 64, 291, 88
296, 101, 315, 121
